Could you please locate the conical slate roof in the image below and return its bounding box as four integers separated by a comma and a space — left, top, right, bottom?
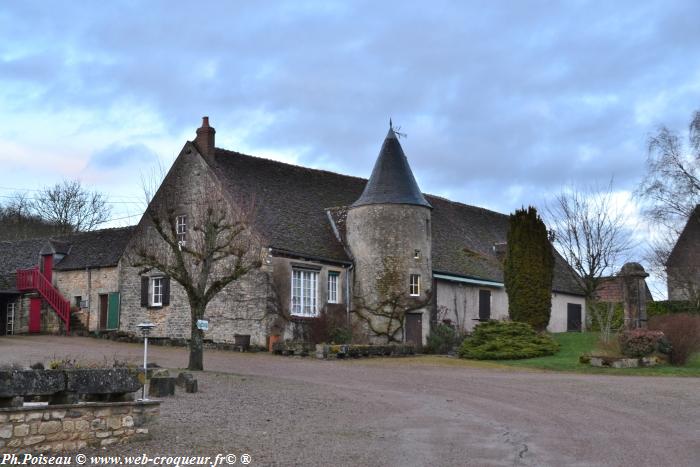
351, 127, 432, 208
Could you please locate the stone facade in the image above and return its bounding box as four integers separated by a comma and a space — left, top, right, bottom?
667, 206, 700, 302
0, 401, 159, 453
54, 266, 121, 332
346, 204, 432, 343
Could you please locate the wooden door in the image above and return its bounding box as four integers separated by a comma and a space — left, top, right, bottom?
99, 294, 108, 330
29, 297, 41, 333
479, 290, 491, 321
405, 313, 422, 349
106, 293, 120, 330
567, 303, 582, 332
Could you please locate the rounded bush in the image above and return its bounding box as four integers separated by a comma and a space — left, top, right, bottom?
618, 329, 666, 358
458, 321, 559, 360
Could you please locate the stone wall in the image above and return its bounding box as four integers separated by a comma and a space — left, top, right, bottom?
118, 143, 277, 346
0, 401, 159, 453
346, 203, 432, 344
54, 267, 121, 332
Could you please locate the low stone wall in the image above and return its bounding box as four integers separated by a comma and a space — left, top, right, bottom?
0, 400, 159, 453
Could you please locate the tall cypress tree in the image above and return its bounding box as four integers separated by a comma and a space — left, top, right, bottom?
504, 206, 554, 331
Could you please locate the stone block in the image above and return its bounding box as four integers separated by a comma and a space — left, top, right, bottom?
95, 431, 111, 438
14, 424, 30, 437
63, 420, 74, 432
185, 379, 198, 393
77, 441, 87, 449
64, 441, 77, 451
0, 424, 13, 438
51, 410, 67, 419
9, 413, 25, 422
90, 418, 106, 430
176, 372, 193, 387
38, 421, 62, 434
612, 358, 639, 368
26, 412, 44, 422
0, 414, 6, 422
122, 416, 134, 427
75, 420, 89, 432
101, 437, 118, 447
148, 377, 176, 398
95, 408, 111, 417
8, 438, 22, 448
24, 435, 46, 446
107, 416, 122, 430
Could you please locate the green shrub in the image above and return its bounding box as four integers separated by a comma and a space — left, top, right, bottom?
425, 324, 467, 354
618, 329, 666, 357
458, 321, 559, 360
647, 300, 699, 318
587, 302, 624, 332
504, 206, 554, 331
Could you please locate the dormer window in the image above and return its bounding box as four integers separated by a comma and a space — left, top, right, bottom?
176, 215, 187, 245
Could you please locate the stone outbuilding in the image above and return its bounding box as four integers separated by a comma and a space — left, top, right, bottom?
666, 204, 700, 304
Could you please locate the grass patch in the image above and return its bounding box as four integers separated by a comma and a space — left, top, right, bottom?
494, 332, 700, 377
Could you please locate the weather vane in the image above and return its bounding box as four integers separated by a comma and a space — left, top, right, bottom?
389, 118, 407, 139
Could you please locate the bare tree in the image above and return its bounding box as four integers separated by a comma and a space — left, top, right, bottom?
353, 256, 431, 343
32, 180, 111, 234
636, 110, 700, 290
546, 182, 634, 342
128, 188, 263, 371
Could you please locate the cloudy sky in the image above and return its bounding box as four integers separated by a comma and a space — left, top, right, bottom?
1, 1, 699, 292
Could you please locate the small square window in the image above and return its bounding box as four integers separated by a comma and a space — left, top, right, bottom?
409, 274, 421, 296
414, 249, 421, 259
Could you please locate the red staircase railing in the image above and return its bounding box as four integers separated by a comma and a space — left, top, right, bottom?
17, 267, 70, 333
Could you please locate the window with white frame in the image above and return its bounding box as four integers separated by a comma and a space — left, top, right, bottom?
409, 274, 421, 296
291, 269, 319, 317
6, 301, 16, 335
328, 271, 339, 304
176, 215, 187, 244
151, 277, 164, 306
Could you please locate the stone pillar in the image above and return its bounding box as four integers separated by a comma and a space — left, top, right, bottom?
620, 262, 649, 330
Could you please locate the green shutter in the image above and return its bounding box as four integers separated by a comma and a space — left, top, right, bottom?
107, 292, 120, 330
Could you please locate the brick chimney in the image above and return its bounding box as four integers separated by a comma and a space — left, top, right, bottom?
194, 116, 216, 160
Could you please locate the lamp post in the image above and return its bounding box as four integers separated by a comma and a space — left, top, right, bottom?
137, 322, 155, 400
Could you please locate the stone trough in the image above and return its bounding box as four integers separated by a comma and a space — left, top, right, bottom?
0, 369, 142, 407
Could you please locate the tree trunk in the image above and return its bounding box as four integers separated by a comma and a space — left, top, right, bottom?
188, 304, 205, 371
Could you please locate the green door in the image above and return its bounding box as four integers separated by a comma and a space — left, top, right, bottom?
107, 292, 120, 330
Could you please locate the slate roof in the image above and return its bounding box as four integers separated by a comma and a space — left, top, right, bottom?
0, 227, 135, 292
209, 149, 584, 295
352, 128, 432, 208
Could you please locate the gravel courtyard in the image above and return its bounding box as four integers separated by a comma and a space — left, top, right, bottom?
1, 335, 698, 467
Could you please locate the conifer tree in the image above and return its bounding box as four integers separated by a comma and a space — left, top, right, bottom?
504, 206, 554, 331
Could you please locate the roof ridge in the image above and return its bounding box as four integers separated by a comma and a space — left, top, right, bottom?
215, 147, 511, 217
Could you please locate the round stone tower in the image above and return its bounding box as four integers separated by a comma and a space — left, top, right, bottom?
346, 125, 432, 344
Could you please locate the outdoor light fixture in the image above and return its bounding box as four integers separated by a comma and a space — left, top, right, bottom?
137, 322, 156, 400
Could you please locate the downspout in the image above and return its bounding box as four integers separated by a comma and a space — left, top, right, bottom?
86, 267, 91, 332
346, 264, 353, 328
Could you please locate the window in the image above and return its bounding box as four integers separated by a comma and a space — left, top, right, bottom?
291, 269, 319, 317
413, 249, 421, 259
6, 301, 16, 335
152, 277, 164, 306
176, 215, 187, 244
328, 271, 339, 304
74, 296, 82, 308
409, 274, 421, 296
478, 290, 491, 321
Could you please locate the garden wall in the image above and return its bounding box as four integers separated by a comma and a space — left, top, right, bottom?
0, 400, 159, 453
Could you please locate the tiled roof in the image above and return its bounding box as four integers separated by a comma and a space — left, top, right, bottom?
0, 227, 135, 288
211, 149, 584, 295
352, 128, 431, 208
594, 276, 654, 303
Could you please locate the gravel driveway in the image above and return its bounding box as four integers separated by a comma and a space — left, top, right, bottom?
1, 335, 698, 467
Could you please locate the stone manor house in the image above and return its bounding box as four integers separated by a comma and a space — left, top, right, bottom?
0, 118, 586, 346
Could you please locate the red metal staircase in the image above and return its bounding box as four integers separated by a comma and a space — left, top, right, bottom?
17, 267, 71, 333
